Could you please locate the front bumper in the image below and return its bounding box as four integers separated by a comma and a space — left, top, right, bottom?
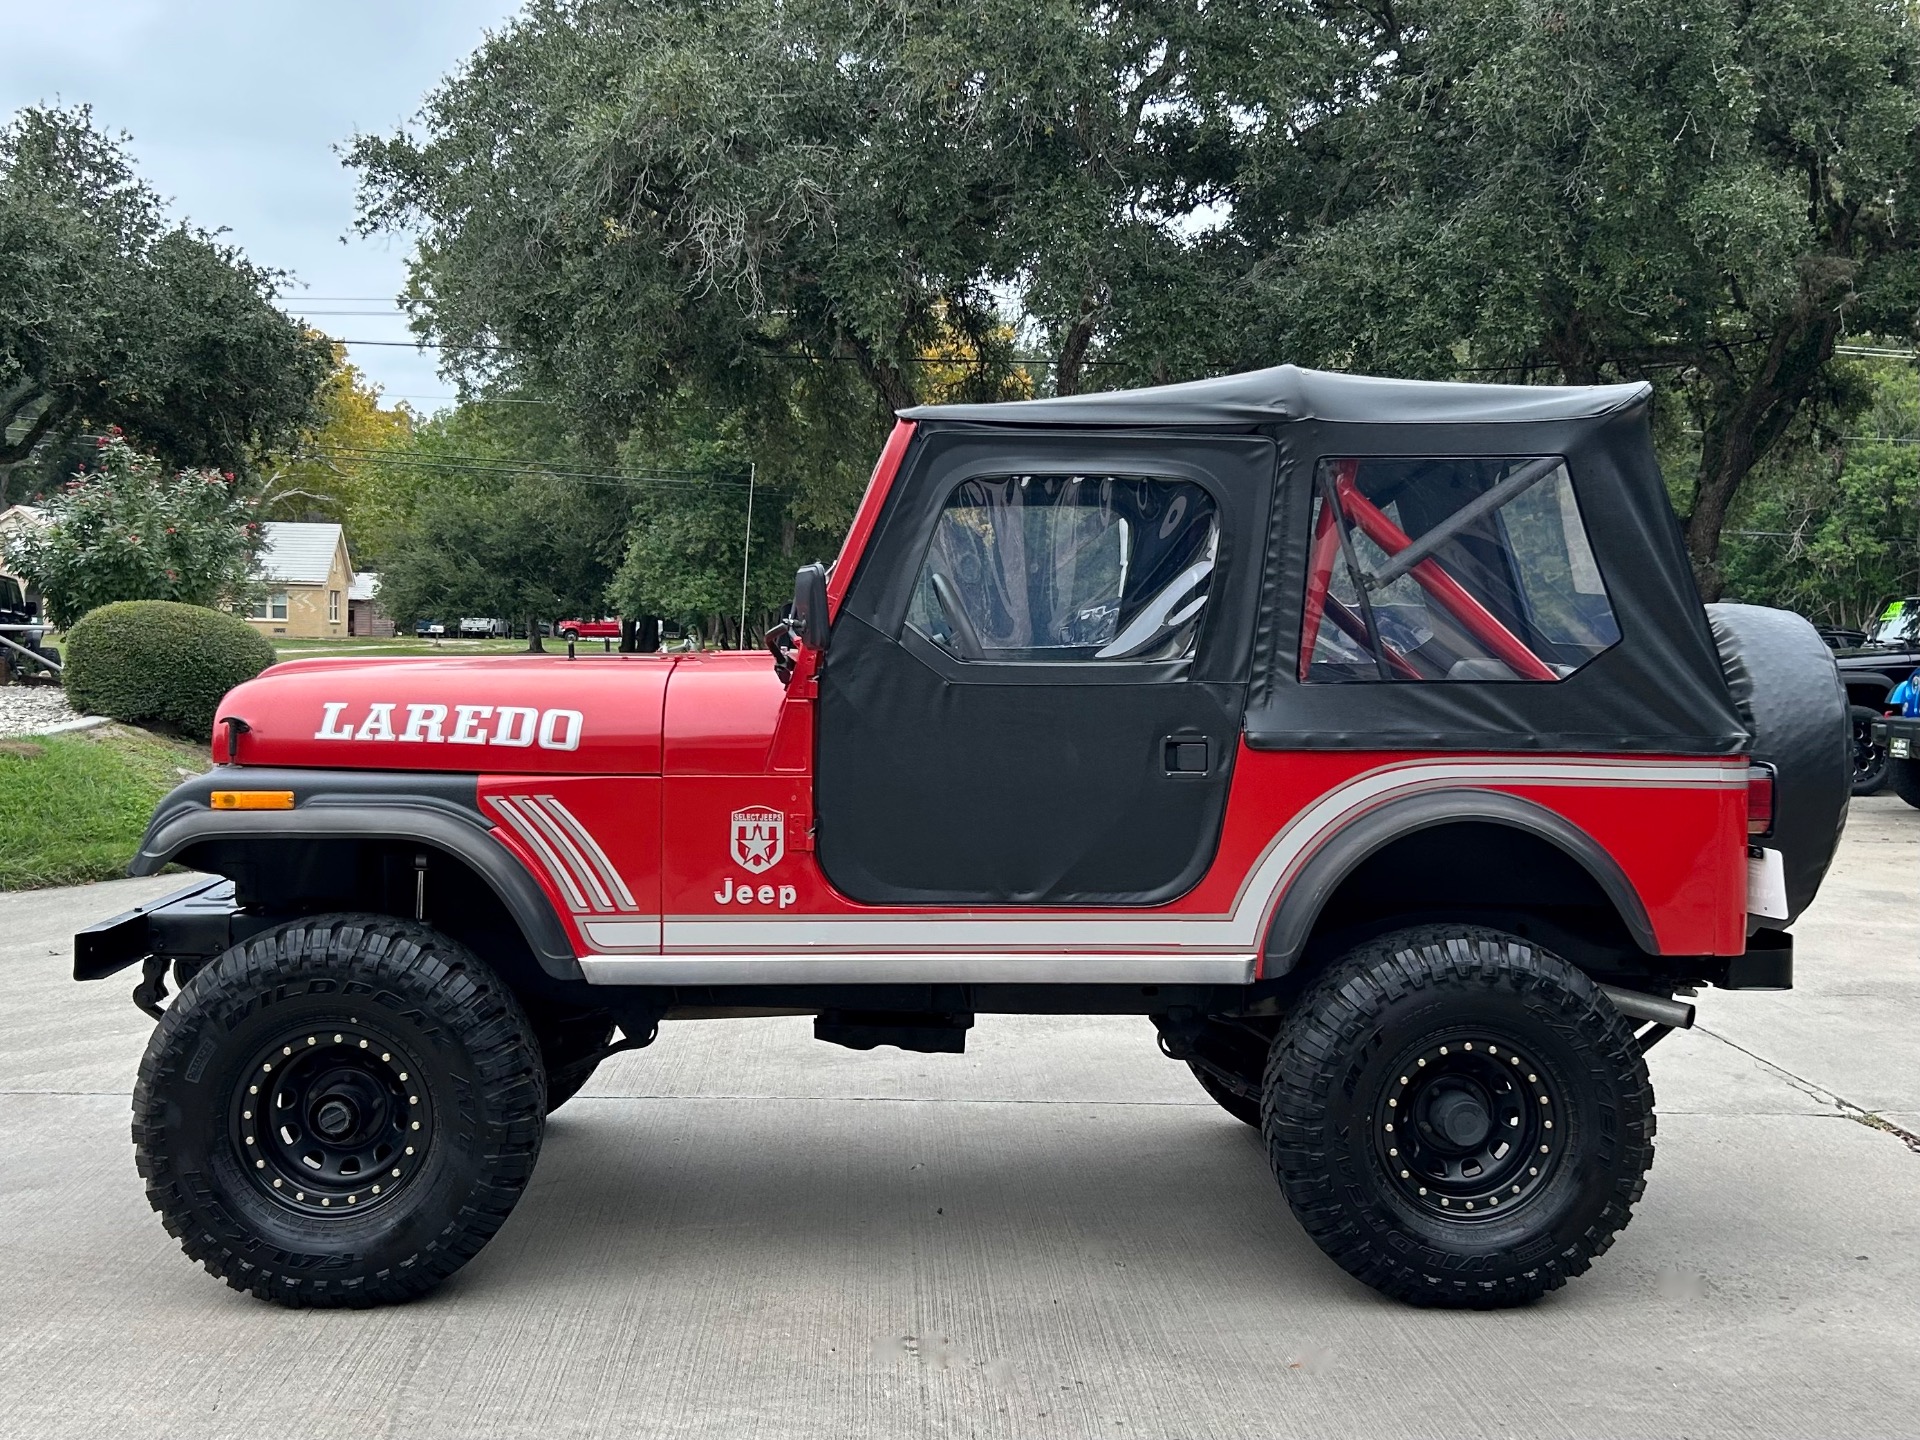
73, 877, 249, 981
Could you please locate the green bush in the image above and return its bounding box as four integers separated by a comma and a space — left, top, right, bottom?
64, 600, 275, 739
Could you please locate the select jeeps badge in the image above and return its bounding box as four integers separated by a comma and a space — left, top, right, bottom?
729, 806, 784, 874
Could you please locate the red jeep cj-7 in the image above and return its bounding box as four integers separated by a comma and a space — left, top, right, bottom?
78, 366, 1849, 1309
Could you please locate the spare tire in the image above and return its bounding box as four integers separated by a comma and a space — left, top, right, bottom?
1706, 604, 1849, 924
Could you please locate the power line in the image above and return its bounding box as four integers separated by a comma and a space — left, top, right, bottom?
307, 444, 751, 489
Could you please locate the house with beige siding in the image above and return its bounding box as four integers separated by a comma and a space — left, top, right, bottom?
245, 522, 354, 640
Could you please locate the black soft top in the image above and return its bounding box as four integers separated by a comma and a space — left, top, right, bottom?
898, 362, 1749, 758
902, 364, 1653, 429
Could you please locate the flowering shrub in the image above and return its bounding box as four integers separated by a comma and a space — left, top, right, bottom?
1, 433, 264, 629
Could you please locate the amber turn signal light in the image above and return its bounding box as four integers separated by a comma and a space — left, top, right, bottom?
209, 790, 295, 811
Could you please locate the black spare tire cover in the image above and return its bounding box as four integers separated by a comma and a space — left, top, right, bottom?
1706, 603, 1849, 924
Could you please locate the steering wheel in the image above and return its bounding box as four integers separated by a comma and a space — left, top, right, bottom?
929, 571, 986, 660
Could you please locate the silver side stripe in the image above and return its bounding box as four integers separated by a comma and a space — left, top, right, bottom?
656, 757, 1745, 956
487, 794, 638, 916
578, 952, 1259, 987
581, 918, 663, 951
540, 798, 639, 910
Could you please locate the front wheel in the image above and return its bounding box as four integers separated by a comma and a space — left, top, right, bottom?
1264, 926, 1655, 1308
132, 915, 546, 1307
559, 627, 580, 641
1852, 705, 1890, 795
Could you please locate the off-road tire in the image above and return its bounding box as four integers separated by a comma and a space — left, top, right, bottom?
1890, 756, 1920, 809
532, 1011, 616, 1114
1264, 925, 1655, 1309
1851, 705, 1890, 795
132, 914, 546, 1308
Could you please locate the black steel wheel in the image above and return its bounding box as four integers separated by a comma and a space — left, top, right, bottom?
233, 1021, 433, 1216
133, 914, 545, 1307
1264, 926, 1655, 1308
1852, 706, 1890, 795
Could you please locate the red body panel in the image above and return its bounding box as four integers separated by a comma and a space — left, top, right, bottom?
215, 646, 1748, 966
826, 420, 914, 618
214, 653, 672, 773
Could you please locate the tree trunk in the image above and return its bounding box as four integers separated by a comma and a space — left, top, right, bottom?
1052, 290, 1107, 397
1683, 312, 1842, 600
524, 613, 545, 653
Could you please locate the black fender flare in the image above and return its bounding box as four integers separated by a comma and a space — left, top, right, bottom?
130, 777, 579, 980
1259, 788, 1658, 972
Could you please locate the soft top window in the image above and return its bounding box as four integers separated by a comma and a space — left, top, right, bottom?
906, 474, 1219, 662
1301, 456, 1619, 683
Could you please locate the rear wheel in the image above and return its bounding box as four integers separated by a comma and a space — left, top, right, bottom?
1890, 756, 1920, 809
1264, 926, 1655, 1308
1852, 706, 1890, 795
132, 914, 546, 1307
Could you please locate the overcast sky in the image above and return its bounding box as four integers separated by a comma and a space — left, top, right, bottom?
0, 0, 522, 410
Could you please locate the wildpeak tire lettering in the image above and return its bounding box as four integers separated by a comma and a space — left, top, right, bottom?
313, 701, 584, 751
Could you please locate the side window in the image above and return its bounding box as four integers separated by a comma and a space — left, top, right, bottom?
906, 474, 1219, 662
1300, 456, 1619, 683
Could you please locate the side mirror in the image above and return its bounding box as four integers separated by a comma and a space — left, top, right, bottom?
792, 563, 830, 650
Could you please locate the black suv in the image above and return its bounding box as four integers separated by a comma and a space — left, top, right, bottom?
1833, 597, 1920, 794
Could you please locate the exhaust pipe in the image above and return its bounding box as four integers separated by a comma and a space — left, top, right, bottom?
1599, 984, 1695, 1030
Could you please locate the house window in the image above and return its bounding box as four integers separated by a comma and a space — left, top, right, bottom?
250, 592, 289, 622
328, 589, 340, 624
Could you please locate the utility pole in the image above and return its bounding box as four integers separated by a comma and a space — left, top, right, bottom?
738, 462, 756, 648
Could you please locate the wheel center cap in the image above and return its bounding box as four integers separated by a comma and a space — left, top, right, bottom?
1427, 1089, 1491, 1148
314, 1097, 358, 1140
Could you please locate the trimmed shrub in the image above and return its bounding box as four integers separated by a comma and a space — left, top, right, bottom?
64, 600, 275, 740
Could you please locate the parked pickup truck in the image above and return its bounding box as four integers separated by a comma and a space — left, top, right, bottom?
74, 365, 1848, 1311
555, 617, 622, 641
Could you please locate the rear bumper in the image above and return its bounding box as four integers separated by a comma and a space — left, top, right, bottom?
1704, 927, 1793, 990
1871, 716, 1920, 758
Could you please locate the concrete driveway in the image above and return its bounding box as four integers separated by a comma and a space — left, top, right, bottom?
2, 799, 1916, 1439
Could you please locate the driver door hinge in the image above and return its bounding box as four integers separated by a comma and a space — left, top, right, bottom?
790, 812, 815, 852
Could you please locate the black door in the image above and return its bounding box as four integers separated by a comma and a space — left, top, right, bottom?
816, 430, 1274, 907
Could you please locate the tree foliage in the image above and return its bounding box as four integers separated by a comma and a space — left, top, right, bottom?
1719, 358, 1919, 625
357, 402, 630, 648
263, 350, 414, 525
0, 105, 333, 504
353, 0, 1919, 614
3, 433, 265, 628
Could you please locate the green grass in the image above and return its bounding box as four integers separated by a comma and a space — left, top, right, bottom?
0, 724, 210, 890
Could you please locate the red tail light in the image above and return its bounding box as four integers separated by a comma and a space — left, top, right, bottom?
1747, 763, 1775, 839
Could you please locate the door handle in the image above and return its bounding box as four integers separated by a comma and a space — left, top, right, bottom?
1164, 738, 1210, 775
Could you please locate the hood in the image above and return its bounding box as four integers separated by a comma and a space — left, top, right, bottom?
214, 653, 676, 773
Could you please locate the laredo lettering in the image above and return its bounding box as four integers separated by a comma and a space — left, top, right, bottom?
313, 703, 584, 751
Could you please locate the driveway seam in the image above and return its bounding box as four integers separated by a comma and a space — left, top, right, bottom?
1694, 1024, 1920, 1154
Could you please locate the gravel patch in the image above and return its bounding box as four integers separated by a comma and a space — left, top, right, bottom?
0, 687, 97, 738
